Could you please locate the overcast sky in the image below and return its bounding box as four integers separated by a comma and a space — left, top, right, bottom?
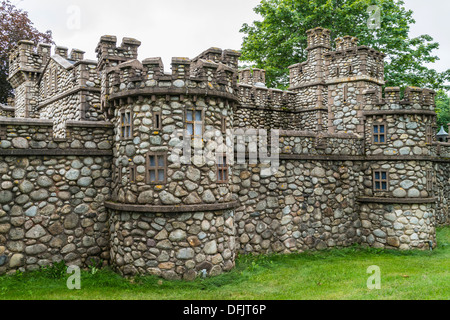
14, 0, 450, 75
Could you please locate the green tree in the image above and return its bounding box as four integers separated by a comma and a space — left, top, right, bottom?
240, 0, 450, 91
435, 90, 450, 130
0, 0, 53, 103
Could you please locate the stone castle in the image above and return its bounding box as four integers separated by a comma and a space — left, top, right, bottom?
0, 27, 449, 280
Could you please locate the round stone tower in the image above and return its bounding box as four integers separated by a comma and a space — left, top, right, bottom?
97, 36, 241, 279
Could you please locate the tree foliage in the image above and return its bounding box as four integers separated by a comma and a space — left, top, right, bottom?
0, 0, 53, 103
240, 0, 450, 92
435, 91, 450, 130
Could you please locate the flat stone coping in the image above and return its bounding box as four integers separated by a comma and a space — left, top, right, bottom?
66, 121, 114, 128
105, 201, 239, 213
363, 110, 436, 116
0, 118, 53, 126
0, 149, 112, 156
357, 197, 437, 204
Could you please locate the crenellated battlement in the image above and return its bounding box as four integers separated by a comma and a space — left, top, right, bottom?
363, 86, 436, 111
96, 35, 142, 70
103, 50, 240, 105
237, 83, 294, 110
9, 41, 88, 80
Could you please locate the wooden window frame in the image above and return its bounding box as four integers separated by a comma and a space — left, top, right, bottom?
120, 110, 133, 140
153, 111, 162, 131
373, 170, 389, 192
372, 123, 387, 144
185, 107, 204, 138
216, 155, 228, 184
146, 152, 167, 185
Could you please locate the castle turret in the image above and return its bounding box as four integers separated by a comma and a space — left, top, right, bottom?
102, 39, 240, 278
8, 40, 50, 118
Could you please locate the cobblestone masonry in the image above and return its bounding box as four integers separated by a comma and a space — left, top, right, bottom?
0, 27, 448, 278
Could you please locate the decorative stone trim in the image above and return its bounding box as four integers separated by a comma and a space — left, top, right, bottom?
104, 201, 239, 213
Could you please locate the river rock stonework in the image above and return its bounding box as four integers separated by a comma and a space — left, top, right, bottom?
0, 27, 449, 278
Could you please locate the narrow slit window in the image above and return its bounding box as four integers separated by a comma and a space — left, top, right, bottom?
221, 116, 227, 134
118, 164, 123, 184
373, 123, 386, 144
121, 111, 133, 139
147, 153, 167, 184
217, 155, 228, 183
129, 165, 136, 183
153, 111, 162, 130
343, 85, 348, 103
373, 170, 389, 191
426, 170, 433, 192
426, 125, 433, 144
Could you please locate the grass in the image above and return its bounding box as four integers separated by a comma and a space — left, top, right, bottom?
0, 227, 449, 300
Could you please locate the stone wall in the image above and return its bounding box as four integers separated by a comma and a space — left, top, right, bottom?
108, 209, 236, 280
232, 160, 363, 254
0, 155, 112, 273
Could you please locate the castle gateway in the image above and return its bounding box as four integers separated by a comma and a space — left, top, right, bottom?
0, 27, 449, 280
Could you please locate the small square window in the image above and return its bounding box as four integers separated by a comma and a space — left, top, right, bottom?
373, 123, 386, 144
373, 170, 389, 191
186, 108, 204, 138
147, 153, 167, 184
121, 111, 133, 139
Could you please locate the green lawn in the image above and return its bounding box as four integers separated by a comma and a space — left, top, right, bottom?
1, 227, 449, 300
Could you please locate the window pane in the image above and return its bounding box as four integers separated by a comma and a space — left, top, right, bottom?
380, 135, 385, 143
218, 171, 223, 182
187, 111, 193, 121
375, 172, 380, 180
380, 125, 385, 133
374, 126, 379, 134
374, 136, 379, 143
158, 170, 165, 182
382, 182, 387, 190
187, 124, 194, 135
382, 172, 387, 180
158, 156, 164, 167
149, 156, 156, 167
195, 124, 203, 136
375, 182, 381, 190
195, 111, 202, 121
149, 171, 156, 182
